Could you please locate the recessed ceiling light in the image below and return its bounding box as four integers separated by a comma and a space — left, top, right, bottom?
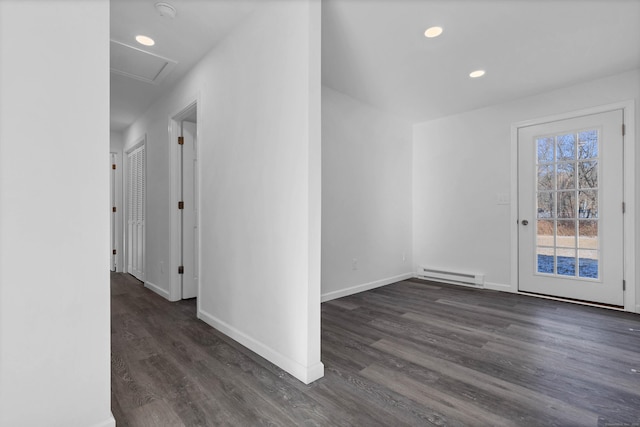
469, 69, 486, 78
424, 26, 443, 38
135, 35, 155, 46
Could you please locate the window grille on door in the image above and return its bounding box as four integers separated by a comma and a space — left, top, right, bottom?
535, 129, 599, 279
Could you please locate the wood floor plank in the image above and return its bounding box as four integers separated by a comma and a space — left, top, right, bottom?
372, 337, 601, 426
320, 365, 447, 426
324, 298, 361, 311
126, 400, 186, 427
111, 352, 158, 413
433, 298, 584, 333
504, 323, 640, 365
360, 363, 518, 427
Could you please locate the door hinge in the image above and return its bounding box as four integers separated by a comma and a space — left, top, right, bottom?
622, 123, 626, 136
178, 266, 184, 274
178, 136, 184, 145
623, 280, 626, 291
623, 202, 626, 213
112, 206, 117, 213
112, 249, 116, 255
112, 164, 116, 170
178, 201, 184, 210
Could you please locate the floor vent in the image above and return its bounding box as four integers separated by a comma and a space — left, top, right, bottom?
417, 266, 484, 288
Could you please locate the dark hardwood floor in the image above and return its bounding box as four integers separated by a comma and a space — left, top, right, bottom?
111, 273, 640, 426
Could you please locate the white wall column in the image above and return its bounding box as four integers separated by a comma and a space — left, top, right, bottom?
0, 1, 114, 425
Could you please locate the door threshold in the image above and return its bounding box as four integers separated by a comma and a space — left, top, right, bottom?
517, 290, 624, 311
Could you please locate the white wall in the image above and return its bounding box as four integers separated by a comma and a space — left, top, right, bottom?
322, 87, 413, 301
413, 70, 640, 309
110, 131, 124, 272
123, 0, 322, 384
0, 1, 113, 426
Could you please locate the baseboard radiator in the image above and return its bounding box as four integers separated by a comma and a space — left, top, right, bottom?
417, 266, 485, 288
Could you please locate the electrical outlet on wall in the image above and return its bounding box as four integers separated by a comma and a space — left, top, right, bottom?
352, 258, 358, 270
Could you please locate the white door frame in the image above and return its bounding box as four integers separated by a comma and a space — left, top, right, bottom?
111, 150, 123, 273
168, 96, 201, 303
510, 101, 636, 312
110, 152, 117, 272
124, 136, 146, 281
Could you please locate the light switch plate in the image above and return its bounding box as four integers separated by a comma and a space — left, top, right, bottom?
497, 193, 510, 205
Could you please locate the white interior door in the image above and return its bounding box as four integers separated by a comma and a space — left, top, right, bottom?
181, 121, 198, 299
127, 145, 145, 281
518, 110, 624, 305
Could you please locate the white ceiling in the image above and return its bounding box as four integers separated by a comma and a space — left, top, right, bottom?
322, 0, 640, 123
110, 0, 640, 131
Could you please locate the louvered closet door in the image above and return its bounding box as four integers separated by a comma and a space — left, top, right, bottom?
127, 145, 145, 281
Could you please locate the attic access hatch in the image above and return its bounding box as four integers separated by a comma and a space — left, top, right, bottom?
110, 40, 177, 84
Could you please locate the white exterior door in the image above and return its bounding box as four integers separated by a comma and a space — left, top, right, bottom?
518, 110, 624, 306
127, 145, 145, 281
181, 122, 198, 299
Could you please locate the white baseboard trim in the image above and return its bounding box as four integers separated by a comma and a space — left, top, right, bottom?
321, 272, 414, 302
484, 281, 513, 292
197, 309, 324, 384
145, 281, 171, 300
91, 414, 116, 427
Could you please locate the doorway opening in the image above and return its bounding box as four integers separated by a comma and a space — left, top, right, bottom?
170, 101, 199, 301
